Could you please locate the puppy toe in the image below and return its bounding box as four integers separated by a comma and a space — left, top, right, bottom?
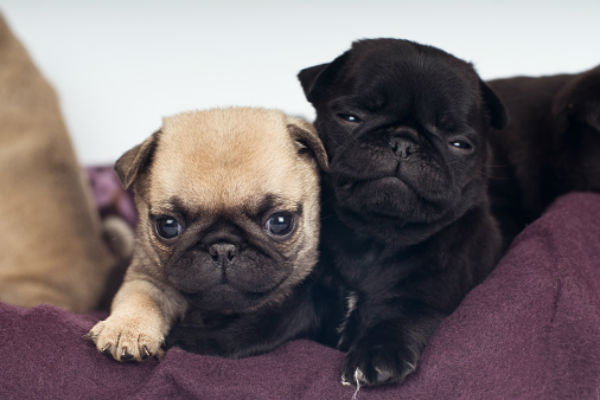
86, 321, 105, 343
88, 320, 119, 358
120, 347, 135, 362
95, 321, 127, 360
116, 333, 140, 361
140, 345, 151, 360
137, 333, 165, 360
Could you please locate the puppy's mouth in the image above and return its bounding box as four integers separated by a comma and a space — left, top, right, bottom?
169, 253, 294, 313
333, 173, 452, 225
334, 175, 416, 221
173, 265, 290, 297
336, 175, 409, 198
181, 279, 285, 313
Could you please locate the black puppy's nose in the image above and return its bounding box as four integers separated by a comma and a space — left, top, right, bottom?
389, 130, 418, 159
208, 243, 238, 265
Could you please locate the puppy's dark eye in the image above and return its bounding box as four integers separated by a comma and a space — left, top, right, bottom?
337, 113, 362, 123
155, 216, 182, 240
264, 212, 295, 237
448, 140, 473, 151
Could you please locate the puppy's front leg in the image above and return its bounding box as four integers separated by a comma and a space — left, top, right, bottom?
87, 275, 187, 362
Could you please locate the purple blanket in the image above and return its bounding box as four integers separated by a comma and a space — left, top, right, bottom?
1, 192, 600, 399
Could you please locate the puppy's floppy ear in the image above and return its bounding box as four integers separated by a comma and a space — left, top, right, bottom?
286, 117, 329, 171
298, 52, 349, 104
114, 130, 160, 189
479, 79, 508, 130
552, 66, 600, 133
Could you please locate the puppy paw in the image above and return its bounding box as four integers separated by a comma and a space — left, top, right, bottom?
341, 339, 420, 387
86, 314, 165, 362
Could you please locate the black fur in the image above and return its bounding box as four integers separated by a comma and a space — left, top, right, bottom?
487, 65, 600, 241
298, 38, 505, 386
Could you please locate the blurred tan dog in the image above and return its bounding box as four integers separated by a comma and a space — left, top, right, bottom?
88, 108, 333, 361
0, 15, 121, 311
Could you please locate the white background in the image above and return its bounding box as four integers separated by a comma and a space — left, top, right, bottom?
1, 0, 599, 164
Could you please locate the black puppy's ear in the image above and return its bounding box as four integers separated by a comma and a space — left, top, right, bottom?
479, 79, 508, 130
298, 63, 329, 103
286, 117, 329, 172
298, 52, 349, 104
115, 130, 160, 189
552, 66, 600, 133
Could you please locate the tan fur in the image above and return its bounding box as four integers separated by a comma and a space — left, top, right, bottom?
0, 14, 117, 311
88, 107, 326, 361
152, 108, 318, 212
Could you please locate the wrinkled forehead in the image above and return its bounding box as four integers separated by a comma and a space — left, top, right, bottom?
148, 111, 309, 213
341, 53, 479, 126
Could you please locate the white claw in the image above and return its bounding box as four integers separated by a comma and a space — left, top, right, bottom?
352, 368, 363, 400
354, 368, 366, 382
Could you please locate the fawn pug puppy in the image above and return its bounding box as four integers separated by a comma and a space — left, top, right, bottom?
88, 107, 345, 361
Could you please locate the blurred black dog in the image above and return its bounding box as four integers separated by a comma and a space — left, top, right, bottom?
298, 39, 506, 386
487, 65, 600, 241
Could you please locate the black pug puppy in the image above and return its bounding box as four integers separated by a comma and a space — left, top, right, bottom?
487, 65, 600, 241
298, 39, 507, 386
